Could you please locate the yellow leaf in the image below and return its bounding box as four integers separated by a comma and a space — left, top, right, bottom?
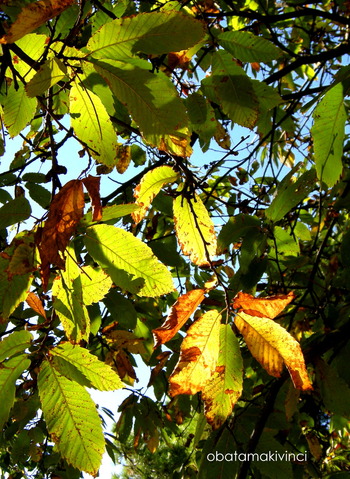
233, 293, 312, 391
152, 288, 206, 348
0, 0, 75, 44
173, 186, 217, 266
169, 310, 221, 396
233, 291, 295, 319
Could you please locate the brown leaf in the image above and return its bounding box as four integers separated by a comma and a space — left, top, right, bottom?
152, 289, 206, 348
37, 180, 84, 291
233, 291, 295, 319
116, 145, 131, 174
0, 0, 75, 44
169, 310, 221, 396
26, 292, 47, 319
106, 350, 137, 385
82, 175, 102, 222
148, 351, 171, 387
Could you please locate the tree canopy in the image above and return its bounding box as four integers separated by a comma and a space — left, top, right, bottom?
0, 0, 349, 478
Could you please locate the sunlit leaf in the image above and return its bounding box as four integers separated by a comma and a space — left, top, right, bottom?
2, 83, 37, 137
0, 0, 75, 44
38, 360, 104, 475
80, 203, 139, 226
37, 179, 84, 291
169, 310, 221, 396
84, 224, 175, 297
132, 166, 179, 224
153, 288, 206, 348
26, 292, 46, 319
311, 83, 346, 187
233, 293, 312, 390
0, 331, 32, 362
202, 324, 243, 429
218, 31, 281, 62
173, 186, 217, 266
233, 291, 295, 319
26, 57, 67, 97
82, 175, 102, 222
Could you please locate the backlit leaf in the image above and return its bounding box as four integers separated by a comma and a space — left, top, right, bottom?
311, 83, 346, 187
50, 342, 124, 391
233, 293, 312, 390
0, 0, 74, 44
0, 331, 32, 362
2, 83, 37, 137
84, 224, 175, 297
0, 355, 31, 428
37, 179, 84, 291
153, 288, 206, 348
38, 360, 104, 475
26, 292, 46, 319
169, 310, 221, 396
132, 166, 179, 224
233, 291, 295, 319
218, 31, 281, 63
202, 324, 243, 429
70, 79, 119, 167
25, 57, 67, 97
82, 175, 102, 222
173, 187, 217, 266
87, 11, 205, 59
80, 203, 139, 226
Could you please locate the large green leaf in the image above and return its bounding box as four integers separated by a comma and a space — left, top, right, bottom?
217, 214, 261, 254
202, 51, 258, 128
132, 166, 179, 223
26, 57, 67, 97
90, 58, 189, 151
315, 358, 350, 418
265, 167, 316, 222
0, 196, 31, 229
50, 342, 123, 390
2, 83, 37, 137
202, 324, 243, 429
70, 78, 119, 166
86, 11, 204, 59
38, 360, 105, 475
173, 186, 217, 266
218, 31, 281, 63
311, 83, 346, 187
84, 224, 175, 297
0, 355, 30, 428
0, 330, 32, 362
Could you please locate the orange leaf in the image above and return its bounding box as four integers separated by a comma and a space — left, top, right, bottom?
82, 175, 102, 222
234, 297, 312, 391
26, 292, 47, 319
169, 310, 221, 396
0, 0, 75, 44
152, 289, 206, 348
233, 291, 295, 319
37, 179, 84, 290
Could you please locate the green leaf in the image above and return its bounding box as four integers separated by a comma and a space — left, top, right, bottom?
70, 78, 119, 166
2, 83, 37, 137
218, 31, 281, 63
255, 431, 293, 477
50, 342, 123, 391
25, 182, 51, 209
103, 290, 137, 329
202, 51, 259, 128
38, 360, 105, 475
0, 355, 31, 429
311, 83, 346, 187
217, 214, 261, 254
315, 358, 350, 418
0, 330, 32, 362
87, 11, 204, 59
91, 58, 189, 151
202, 324, 243, 429
273, 226, 300, 256
173, 186, 217, 266
0, 196, 31, 229
84, 224, 175, 297
25, 57, 67, 97
80, 266, 113, 306
199, 428, 238, 479
185, 92, 218, 152
132, 166, 179, 223
265, 167, 316, 222
81, 203, 139, 226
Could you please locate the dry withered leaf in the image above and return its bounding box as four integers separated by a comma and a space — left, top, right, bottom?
82, 175, 102, 222
37, 179, 84, 290
152, 289, 206, 348
0, 0, 75, 44
233, 291, 295, 319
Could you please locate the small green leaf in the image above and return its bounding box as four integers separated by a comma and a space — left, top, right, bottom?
0, 196, 31, 229
84, 224, 175, 297
25, 182, 51, 209
50, 342, 123, 390
70, 78, 119, 166
315, 358, 350, 418
87, 11, 204, 59
273, 226, 300, 256
26, 57, 67, 97
81, 203, 139, 226
132, 166, 179, 223
0, 330, 32, 362
265, 168, 316, 222
0, 355, 31, 429
2, 83, 37, 137
38, 360, 105, 475
311, 83, 346, 187
217, 214, 261, 254
218, 31, 281, 63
